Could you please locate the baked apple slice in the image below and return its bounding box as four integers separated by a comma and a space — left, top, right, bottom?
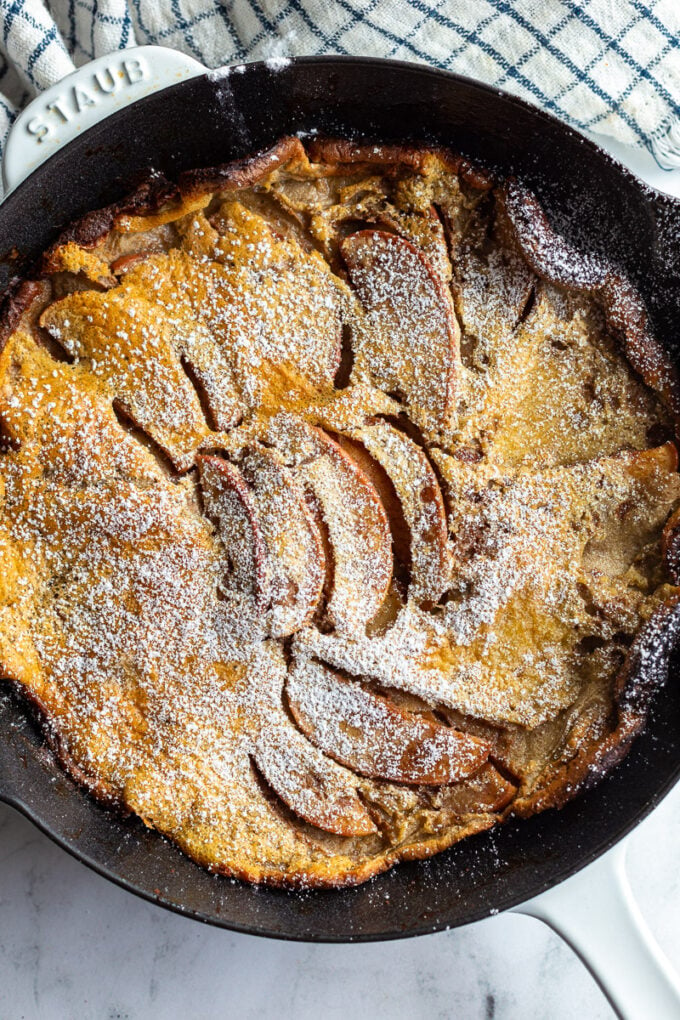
453, 236, 535, 353
319, 193, 452, 284
253, 724, 376, 837
379, 203, 452, 285
197, 454, 268, 606
207, 202, 348, 395
250, 643, 376, 837
331, 431, 409, 564
347, 419, 451, 604
111, 251, 245, 432
240, 447, 325, 637
41, 292, 213, 470
287, 659, 490, 784
442, 762, 517, 815
268, 416, 392, 632
341, 230, 460, 435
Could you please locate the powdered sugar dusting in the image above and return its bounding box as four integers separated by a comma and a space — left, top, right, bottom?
264, 56, 291, 71
1, 140, 678, 886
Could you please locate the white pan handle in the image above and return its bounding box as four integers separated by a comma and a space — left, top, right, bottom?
513, 840, 680, 1019
2, 45, 207, 194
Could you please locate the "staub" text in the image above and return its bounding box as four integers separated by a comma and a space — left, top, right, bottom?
25, 57, 149, 143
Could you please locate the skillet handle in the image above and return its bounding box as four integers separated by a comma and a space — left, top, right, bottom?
2, 45, 206, 195
513, 840, 680, 1020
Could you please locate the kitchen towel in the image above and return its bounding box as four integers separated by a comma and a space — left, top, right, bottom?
0, 0, 678, 173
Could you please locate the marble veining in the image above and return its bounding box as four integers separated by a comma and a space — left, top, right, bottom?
1, 784, 679, 1019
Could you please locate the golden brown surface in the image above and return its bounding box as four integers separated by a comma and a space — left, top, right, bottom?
0, 137, 679, 886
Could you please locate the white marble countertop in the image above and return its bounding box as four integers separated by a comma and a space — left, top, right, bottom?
1, 139, 679, 1020
1, 785, 679, 1019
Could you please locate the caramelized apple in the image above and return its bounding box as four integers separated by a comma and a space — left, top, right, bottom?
341, 230, 460, 436
287, 659, 490, 784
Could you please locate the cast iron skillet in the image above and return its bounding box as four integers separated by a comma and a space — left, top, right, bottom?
0, 55, 680, 943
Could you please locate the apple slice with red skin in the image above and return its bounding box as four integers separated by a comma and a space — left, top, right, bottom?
345, 419, 451, 605
331, 431, 410, 564
268, 416, 393, 633
341, 230, 460, 435
253, 723, 377, 837
240, 447, 326, 637
197, 454, 268, 607
286, 659, 490, 785
379, 203, 452, 285
298, 427, 393, 633
443, 762, 517, 814
251, 641, 376, 838
322, 196, 452, 284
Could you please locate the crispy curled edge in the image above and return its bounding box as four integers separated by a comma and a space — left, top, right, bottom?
510, 593, 680, 819
498, 179, 680, 420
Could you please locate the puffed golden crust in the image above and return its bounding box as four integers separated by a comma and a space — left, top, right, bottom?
1, 137, 679, 888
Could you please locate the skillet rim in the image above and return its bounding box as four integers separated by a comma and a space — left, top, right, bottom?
3, 54, 677, 214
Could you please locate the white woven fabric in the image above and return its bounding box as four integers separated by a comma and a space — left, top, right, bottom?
0, 0, 678, 168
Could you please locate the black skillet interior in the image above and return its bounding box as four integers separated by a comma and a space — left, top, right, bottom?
1, 56, 680, 941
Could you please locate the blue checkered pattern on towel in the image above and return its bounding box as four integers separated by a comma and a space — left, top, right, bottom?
0, 0, 678, 172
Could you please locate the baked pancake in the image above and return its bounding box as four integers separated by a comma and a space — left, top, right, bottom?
1, 137, 679, 886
